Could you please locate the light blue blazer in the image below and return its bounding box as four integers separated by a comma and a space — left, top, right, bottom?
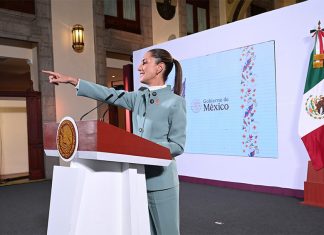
77, 80, 186, 191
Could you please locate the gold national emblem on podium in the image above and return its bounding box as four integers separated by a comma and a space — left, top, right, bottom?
57, 117, 78, 161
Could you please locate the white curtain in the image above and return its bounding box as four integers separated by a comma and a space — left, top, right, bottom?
197, 7, 207, 32
186, 4, 193, 34
123, 0, 136, 20
104, 0, 117, 17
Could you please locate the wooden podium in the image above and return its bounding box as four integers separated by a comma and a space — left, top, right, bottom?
303, 161, 324, 208
44, 120, 172, 235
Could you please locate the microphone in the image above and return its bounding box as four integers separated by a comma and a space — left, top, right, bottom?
101, 92, 126, 121
80, 94, 113, 121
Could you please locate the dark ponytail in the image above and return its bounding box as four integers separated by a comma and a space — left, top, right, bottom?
172, 59, 182, 96
148, 48, 183, 96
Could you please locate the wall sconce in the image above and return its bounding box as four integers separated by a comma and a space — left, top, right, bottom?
72, 24, 84, 53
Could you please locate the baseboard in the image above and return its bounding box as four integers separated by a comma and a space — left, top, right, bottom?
0, 172, 29, 180
179, 175, 304, 198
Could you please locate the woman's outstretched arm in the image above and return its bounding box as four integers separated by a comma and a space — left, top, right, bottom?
42, 70, 79, 86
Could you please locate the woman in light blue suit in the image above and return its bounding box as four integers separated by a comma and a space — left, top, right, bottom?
43, 48, 186, 235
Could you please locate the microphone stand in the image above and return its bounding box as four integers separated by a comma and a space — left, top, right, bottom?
101, 92, 125, 122
80, 94, 113, 121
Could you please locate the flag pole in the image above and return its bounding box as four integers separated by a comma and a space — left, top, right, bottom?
302, 20, 324, 208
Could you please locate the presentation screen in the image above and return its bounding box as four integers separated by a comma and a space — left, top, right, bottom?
167, 40, 278, 158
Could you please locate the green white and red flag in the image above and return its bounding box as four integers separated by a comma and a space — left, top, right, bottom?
298, 23, 324, 170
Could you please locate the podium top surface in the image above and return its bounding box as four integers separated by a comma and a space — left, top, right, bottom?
44, 120, 172, 165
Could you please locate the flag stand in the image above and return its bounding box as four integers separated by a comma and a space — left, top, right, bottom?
302, 161, 324, 208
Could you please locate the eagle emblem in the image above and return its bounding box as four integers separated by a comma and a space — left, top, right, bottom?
305, 95, 324, 119
56, 117, 78, 161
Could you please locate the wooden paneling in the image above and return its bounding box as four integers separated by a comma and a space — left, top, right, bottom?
0, 0, 35, 14
26, 91, 44, 180
0, 72, 33, 92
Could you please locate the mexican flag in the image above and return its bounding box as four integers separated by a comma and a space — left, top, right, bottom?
298, 28, 324, 170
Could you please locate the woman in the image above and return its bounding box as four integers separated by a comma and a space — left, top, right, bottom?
43, 48, 186, 235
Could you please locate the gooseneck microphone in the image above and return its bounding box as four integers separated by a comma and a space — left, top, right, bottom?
80, 94, 114, 121
101, 92, 126, 121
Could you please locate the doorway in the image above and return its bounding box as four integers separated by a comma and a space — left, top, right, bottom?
0, 57, 44, 182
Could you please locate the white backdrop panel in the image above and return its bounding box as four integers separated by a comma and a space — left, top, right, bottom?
133, 0, 321, 190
